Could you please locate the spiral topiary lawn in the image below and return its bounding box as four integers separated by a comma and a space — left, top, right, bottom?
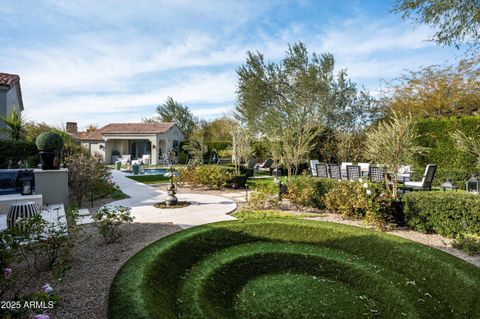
108, 220, 480, 318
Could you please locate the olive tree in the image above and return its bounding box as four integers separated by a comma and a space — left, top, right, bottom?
365, 112, 427, 198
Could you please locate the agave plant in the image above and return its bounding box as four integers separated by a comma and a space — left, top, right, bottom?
0, 108, 27, 141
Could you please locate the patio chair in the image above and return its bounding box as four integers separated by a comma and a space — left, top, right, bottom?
310, 160, 320, 176
328, 164, 341, 179
346, 165, 361, 181
368, 166, 385, 183
315, 163, 329, 178
358, 163, 370, 177
397, 165, 413, 184
341, 162, 353, 178
404, 164, 437, 191
245, 158, 257, 178
142, 154, 151, 165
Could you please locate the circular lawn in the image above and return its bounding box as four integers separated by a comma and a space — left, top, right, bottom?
108, 219, 480, 318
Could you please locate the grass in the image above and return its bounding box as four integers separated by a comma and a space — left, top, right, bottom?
233, 209, 318, 219
109, 219, 480, 319
127, 175, 170, 184
109, 188, 129, 200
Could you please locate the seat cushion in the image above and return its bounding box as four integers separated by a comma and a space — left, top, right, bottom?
404, 181, 423, 188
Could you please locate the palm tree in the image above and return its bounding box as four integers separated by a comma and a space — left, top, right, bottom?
0, 108, 27, 141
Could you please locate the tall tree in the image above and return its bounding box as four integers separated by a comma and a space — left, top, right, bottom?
0, 109, 27, 141
381, 56, 480, 118
145, 97, 197, 138
393, 0, 480, 50
365, 112, 427, 199
236, 42, 379, 175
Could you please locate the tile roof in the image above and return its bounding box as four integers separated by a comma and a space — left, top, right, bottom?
0, 72, 20, 88
80, 123, 176, 141
0, 72, 24, 111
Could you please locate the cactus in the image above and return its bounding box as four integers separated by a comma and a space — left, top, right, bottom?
35, 131, 64, 150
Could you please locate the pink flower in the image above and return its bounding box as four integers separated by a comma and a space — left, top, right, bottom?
42, 283, 53, 295
3, 267, 12, 279
33, 313, 49, 319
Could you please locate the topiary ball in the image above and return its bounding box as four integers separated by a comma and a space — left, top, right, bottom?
35, 131, 64, 150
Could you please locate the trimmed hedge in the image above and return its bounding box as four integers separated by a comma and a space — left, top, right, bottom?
0, 139, 39, 168
414, 115, 480, 172
403, 192, 480, 237
412, 166, 474, 188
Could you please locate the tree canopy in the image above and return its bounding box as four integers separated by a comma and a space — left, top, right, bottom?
236, 42, 379, 175
380, 55, 480, 118
145, 97, 197, 138
393, 0, 480, 50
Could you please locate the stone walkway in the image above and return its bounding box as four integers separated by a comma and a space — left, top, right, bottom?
109, 170, 237, 229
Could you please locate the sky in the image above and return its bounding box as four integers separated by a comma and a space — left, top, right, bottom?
0, 0, 467, 130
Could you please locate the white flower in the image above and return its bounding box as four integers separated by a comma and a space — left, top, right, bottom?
359, 178, 363, 182
362, 183, 368, 189
366, 190, 372, 196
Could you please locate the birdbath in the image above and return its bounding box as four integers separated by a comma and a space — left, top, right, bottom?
164, 148, 178, 206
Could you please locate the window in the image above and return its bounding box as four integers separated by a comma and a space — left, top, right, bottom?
173, 140, 179, 154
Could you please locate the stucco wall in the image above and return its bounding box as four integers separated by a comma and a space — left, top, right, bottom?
0, 85, 21, 136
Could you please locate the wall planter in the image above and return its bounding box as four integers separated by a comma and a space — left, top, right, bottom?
35, 131, 64, 170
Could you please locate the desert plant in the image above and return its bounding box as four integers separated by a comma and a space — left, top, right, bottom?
365, 112, 427, 198
451, 129, 480, 169
94, 206, 134, 244
35, 131, 64, 150
0, 108, 27, 141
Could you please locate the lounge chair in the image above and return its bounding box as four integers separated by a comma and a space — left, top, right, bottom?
315, 163, 329, 178
310, 160, 320, 176
404, 164, 437, 191
142, 154, 151, 165
329, 164, 341, 179
245, 158, 257, 178
346, 165, 361, 181
258, 158, 274, 175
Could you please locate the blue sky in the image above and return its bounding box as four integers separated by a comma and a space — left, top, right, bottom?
0, 0, 467, 130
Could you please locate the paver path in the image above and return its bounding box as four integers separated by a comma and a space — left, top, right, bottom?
110, 170, 237, 229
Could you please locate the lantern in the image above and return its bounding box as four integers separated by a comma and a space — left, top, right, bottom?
466, 175, 479, 193
440, 178, 458, 192
18, 170, 35, 195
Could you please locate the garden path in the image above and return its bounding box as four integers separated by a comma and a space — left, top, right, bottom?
109, 170, 237, 228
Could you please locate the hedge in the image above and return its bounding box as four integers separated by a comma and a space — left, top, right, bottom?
412, 166, 475, 188
0, 139, 39, 168
414, 115, 480, 172
403, 192, 480, 237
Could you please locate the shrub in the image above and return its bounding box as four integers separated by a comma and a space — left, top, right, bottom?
66, 153, 112, 206
94, 206, 134, 244
35, 131, 64, 150
177, 165, 232, 189
285, 173, 319, 209
453, 234, 480, 256
324, 181, 395, 228
284, 176, 340, 209
0, 139, 38, 168
247, 182, 279, 209
402, 192, 480, 237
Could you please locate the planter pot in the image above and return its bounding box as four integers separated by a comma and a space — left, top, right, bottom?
231, 175, 247, 189
39, 149, 62, 170
7, 201, 40, 230
391, 200, 404, 226
132, 163, 140, 175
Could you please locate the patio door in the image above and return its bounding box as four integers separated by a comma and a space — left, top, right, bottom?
129, 140, 151, 159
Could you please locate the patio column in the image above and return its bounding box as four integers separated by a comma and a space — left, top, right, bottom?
150, 136, 158, 165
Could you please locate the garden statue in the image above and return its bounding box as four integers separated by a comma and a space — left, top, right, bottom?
165, 148, 178, 206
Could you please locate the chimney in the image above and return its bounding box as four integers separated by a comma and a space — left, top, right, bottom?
66, 122, 78, 135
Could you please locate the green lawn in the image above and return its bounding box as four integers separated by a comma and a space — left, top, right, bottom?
109, 219, 480, 319
126, 175, 170, 184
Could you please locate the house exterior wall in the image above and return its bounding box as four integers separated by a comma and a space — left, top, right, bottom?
0, 85, 21, 138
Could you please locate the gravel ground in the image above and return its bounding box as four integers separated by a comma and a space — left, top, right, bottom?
6, 222, 180, 319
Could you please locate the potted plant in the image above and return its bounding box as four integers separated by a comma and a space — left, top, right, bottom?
35, 131, 64, 170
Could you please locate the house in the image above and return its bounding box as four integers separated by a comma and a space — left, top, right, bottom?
0, 73, 24, 137
69, 122, 184, 165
